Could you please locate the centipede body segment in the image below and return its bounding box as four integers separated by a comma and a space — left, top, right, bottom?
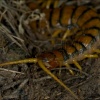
0, 2, 100, 100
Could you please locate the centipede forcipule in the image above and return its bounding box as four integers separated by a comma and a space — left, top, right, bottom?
0, 4, 100, 100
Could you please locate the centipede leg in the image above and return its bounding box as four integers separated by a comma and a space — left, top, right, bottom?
93, 49, 100, 53
73, 60, 82, 70
84, 54, 98, 58
52, 29, 62, 38
64, 63, 74, 75
51, 29, 72, 45
40, 1, 47, 8
45, 0, 53, 9
38, 60, 79, 100
46, 0, 59, 8
62, 30, 71, 40
51, 29, 62, 45
53, 0, 59, 8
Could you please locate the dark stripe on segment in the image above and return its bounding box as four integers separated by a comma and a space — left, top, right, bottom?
59, 6, 75, 26
57, 48, 69, 61
38, 2, 44, 7
74, 41, 87, 52
50, 8, 60, 27
36, 20, 39, 29
83, 34, 96, 48
84, 26, 100, 39
84, 33, 96, 41
49, 8, 54, 27
82, 17, 100, 26
72, 42, 84, 54
76, 27, 98, 41
70, 6, 78, 24
49, 1, 55, 9
86, 35, 96, 48
85, 26, 100, 31
70, 43, 79, 55
63, 41, 79, 55
64, 43, 80, 58
77, 8, 91, 23
81, 35, 96, 49
74, 26, 100, 37
59, 6, 66, 26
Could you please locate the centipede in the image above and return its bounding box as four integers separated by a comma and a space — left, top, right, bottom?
0, 2, 100, 100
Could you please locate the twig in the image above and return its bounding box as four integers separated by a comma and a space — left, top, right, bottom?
0, 9, 7, 21
32, 76, 51, 83
0, 68, 24, 74
12, 79, 28, 94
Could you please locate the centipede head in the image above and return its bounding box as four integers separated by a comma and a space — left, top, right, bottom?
37, 52, 60, 70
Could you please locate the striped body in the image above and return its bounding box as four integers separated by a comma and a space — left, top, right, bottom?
34, 5, 100, 69
28, 5, 100, 40
26, 3, 100, 69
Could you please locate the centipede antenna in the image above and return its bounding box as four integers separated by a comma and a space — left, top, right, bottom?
0, 58, 38, 67
38, 60, 79, 100
84, 54, 98, 58
64, 63, 74, 75
73, 60, 82, 70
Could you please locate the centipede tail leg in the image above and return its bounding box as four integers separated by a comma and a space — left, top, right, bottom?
38, 60, 80, 100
